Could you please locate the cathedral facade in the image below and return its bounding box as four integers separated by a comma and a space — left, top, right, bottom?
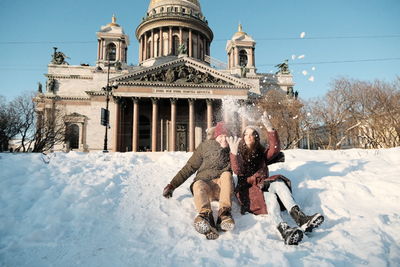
35, 0, 294, 152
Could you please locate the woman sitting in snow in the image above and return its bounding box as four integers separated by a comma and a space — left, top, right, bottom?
227, 112, 324, 245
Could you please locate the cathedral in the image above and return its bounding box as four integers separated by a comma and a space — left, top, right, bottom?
35, 0, 294, 152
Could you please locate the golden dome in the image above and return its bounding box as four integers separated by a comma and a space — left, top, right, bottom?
148, 0, 201, 12
107, 14, 120, 27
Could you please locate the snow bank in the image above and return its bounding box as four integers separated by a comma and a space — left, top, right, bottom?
1, 148, 400, 266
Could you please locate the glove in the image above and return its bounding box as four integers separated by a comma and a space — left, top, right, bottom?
227, 136, 241, 155
261, 111, 274, 132
163, 184, 175, 198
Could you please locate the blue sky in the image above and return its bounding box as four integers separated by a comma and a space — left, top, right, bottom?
0, 0, 399, 101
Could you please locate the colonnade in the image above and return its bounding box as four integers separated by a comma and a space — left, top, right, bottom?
114, 98, 214, 152
138, 26, 210, 62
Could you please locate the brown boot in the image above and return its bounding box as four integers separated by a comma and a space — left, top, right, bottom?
193, 211, 219, 240
216, 207, 235, 231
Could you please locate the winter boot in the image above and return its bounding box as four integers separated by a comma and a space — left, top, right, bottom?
193, 211, 219, 240
216, 207, 235, 231
277, 222, 303, 245
290, 205, 324, 232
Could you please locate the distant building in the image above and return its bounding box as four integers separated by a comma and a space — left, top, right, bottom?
35, 0, 294, 152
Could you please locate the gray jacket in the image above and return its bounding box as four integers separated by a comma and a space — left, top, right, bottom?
170, 139, 231, 191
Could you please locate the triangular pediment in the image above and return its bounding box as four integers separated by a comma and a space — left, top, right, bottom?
112, 57, 252, 89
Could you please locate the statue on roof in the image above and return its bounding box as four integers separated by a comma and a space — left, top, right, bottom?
275, 59, 290, 74
178, 43, 187, 55
51, 47, 69, 65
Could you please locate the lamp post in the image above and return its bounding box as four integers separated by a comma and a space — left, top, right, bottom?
102, 61, 118, 153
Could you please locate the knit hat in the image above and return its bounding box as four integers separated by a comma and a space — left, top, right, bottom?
214, 121, 231, 138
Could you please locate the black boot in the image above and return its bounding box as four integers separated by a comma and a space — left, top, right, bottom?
277, 222, 303, 245
216, 207, 235, 232
290, 205, 324, 232
193, 211, 219, 240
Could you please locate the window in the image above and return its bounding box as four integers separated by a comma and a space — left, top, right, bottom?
239, 50, 248, 67
107, 43, 117, 61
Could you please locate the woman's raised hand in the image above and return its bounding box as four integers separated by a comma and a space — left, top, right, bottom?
227, 136, 241, 155
261, 111, 274, 132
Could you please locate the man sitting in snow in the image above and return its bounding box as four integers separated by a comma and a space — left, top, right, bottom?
163, 122, 235, 240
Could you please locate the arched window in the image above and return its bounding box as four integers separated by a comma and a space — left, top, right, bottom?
66, 124, 79, 150
107, 43, 117, 61
172, 35, 179, 55
239, 50, 248, 67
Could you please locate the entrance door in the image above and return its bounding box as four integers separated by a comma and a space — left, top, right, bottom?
66, 124, 79, 150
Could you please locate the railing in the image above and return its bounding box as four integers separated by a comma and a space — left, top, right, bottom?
204, 55, 227, 70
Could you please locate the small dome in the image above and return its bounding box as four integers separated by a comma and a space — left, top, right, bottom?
231, 24, 254, 42
99, 15, 125, 34
148, 0, 201, 12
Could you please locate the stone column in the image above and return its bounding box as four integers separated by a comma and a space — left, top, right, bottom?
189, 29, 193, 57
159, 27, 163, 56
151, 98, 158, 152
197, 33, 200, 59
118, 40, 122, 62
112, 99, 121, 152
150, 30, 154, 58
206, 99, 213, 129
102, 41, 108, 61
179, 27, 183, 45
188, 99, 195, 152
97, 39, 101, 61
79, 123, 84, 150
169, 27, 173, 55
132, 98, 139, 152
236, 47, 240, 67
144, 33, 148, 60
139, 36, 143, 62
248, 48, 254, 67
170, 98, 177, 151
252, 47, 255, 67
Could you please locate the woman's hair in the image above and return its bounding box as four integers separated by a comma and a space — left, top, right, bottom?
238, 127, 265, 175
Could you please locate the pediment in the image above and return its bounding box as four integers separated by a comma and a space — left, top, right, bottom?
112, 57, 252, 89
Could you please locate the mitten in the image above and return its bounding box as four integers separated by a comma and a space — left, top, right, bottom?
162, 184, 175, 198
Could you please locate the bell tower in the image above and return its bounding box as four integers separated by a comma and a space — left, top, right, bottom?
96, 15, 130, 68
226, 24, 256, 76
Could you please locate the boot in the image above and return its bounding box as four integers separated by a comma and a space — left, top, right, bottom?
193, 210, 219, 240
290, 205, 324, 232
216, 207, 235, 231
277, 222, 303, 245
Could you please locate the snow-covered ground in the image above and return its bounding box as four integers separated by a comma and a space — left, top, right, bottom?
1, 148, 400, 266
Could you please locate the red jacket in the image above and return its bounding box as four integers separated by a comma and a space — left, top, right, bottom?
230, 130, 292, 215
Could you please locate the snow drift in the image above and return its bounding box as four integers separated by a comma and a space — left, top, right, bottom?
1, 148, 400, 266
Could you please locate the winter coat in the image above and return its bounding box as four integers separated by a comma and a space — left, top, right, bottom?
230, 130, 292, 215
170, 139, 231, 193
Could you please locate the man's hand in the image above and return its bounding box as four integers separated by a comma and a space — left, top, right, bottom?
261, 111, 274, 132
163, 184, 175, 198
227, 136, 241, 155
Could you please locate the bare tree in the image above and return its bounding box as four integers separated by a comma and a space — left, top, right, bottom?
0, 96, 20, 151
257, 90, 304, 149
32, 102, 67, 153
306, 77, 400, 149
8, 92, 67, 152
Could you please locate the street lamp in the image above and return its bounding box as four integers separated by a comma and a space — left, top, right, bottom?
102, 61, 118, 153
